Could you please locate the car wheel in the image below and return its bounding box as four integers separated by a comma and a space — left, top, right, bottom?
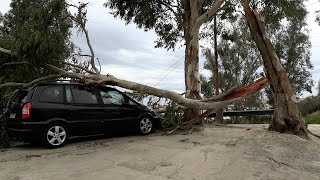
42, 123, 68, 148
138, 117, 153, 134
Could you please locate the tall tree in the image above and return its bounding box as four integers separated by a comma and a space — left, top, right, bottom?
0, 0, 73, 148
105, 0, 226, 121
202, 0, 312, 107
243, 0, 308, 137
3, 0, 72, 67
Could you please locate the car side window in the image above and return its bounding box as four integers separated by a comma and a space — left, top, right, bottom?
71, 85, 98, 104
100, 90, 125, 105
39, 86, 63, 103
65, 86, 74, 103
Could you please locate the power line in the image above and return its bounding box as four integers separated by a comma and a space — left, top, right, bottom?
152, 56, 184, 87
147, 56, 184, 86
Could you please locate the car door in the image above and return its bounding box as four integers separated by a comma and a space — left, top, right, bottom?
32, 85, 67, 122
64, 85, 105, 136
98, 87, 141, 133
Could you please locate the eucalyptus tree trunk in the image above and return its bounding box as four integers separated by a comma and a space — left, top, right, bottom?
242, 0, 308, 137
181, 0, 225, 122
213, 15, 223, 124
182, 0, 202, 121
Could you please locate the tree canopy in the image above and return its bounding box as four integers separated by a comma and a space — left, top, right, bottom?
4, 0, 72, 64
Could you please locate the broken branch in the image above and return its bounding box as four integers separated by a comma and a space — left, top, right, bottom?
46, 64, 269, 110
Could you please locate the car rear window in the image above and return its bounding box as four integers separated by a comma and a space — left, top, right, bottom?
38, 86, 64, 103
11, 90, 29, 107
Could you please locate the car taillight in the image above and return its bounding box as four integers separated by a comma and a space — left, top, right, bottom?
22, 102, 31, 119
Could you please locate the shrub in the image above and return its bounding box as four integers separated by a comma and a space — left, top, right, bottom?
299, 96, 320, 116
305, 111, 320, 124
161, 102, 184, 128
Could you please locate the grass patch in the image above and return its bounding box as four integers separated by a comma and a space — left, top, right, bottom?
305, 111, 320, 124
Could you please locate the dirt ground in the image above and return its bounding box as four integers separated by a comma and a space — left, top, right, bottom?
1, 124, 320, 180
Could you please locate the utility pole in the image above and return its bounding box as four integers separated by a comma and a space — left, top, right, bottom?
214, 15, 223, 124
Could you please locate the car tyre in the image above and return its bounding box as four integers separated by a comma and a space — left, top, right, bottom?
137, 117, 154, 135
42, 123, 68, 148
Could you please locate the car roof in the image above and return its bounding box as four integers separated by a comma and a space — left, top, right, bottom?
37, 81, 117, 90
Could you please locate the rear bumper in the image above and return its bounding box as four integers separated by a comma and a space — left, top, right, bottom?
7, 121, 43, 140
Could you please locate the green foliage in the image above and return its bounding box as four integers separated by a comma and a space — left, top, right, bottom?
260, 0, 313, 95
162, 101, 183, 128
0, 0, 74, 148
305, 111, 320, 124
201, 15, 264, 109
105, 0, 230, 50
3, 0, 72, 66
105, 0, 183, 50
299, 96, 320, 116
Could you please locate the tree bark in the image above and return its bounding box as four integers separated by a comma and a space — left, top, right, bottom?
181, 0, 225, 122
183, 0, 202, 121
213, 15, 223, 124
242, 0, 308, 137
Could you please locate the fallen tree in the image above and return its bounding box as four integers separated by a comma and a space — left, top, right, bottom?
0, 40, 269, 129
0, 56, 268, 124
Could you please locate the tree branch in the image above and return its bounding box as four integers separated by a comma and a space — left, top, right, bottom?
194, 0, 225, 29
158, 0, 183, 25
0, 89, 20, 120
0, 73, 71, 90
74, 54, 92, 57
69, 3, 99, 74
60, 61, 97, 74
0, 83, 25, 89
22, 74, 69, 88
0, 47, 13, 55
46, 64, 269, 110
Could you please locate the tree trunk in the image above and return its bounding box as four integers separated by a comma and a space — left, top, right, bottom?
184, 28, 201, 121
183, 1, 202, 121
242, 0, 308, 137
213, 15, 223, 124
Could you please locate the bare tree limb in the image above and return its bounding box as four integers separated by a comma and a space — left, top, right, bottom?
0, 83, 26, 89
73, 54, 92, 57
60, 61, 97, 74
68, 3, 99, 74
22, 74, 70, 88
97, 58, 102, 73
0, 89, 20, 120
0, 47, 13, 55
46, 64, 269, 110
0, 73, 72, 90
194, 0, 225, 29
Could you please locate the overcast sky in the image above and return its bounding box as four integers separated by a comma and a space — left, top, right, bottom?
1, 0, 319, 96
